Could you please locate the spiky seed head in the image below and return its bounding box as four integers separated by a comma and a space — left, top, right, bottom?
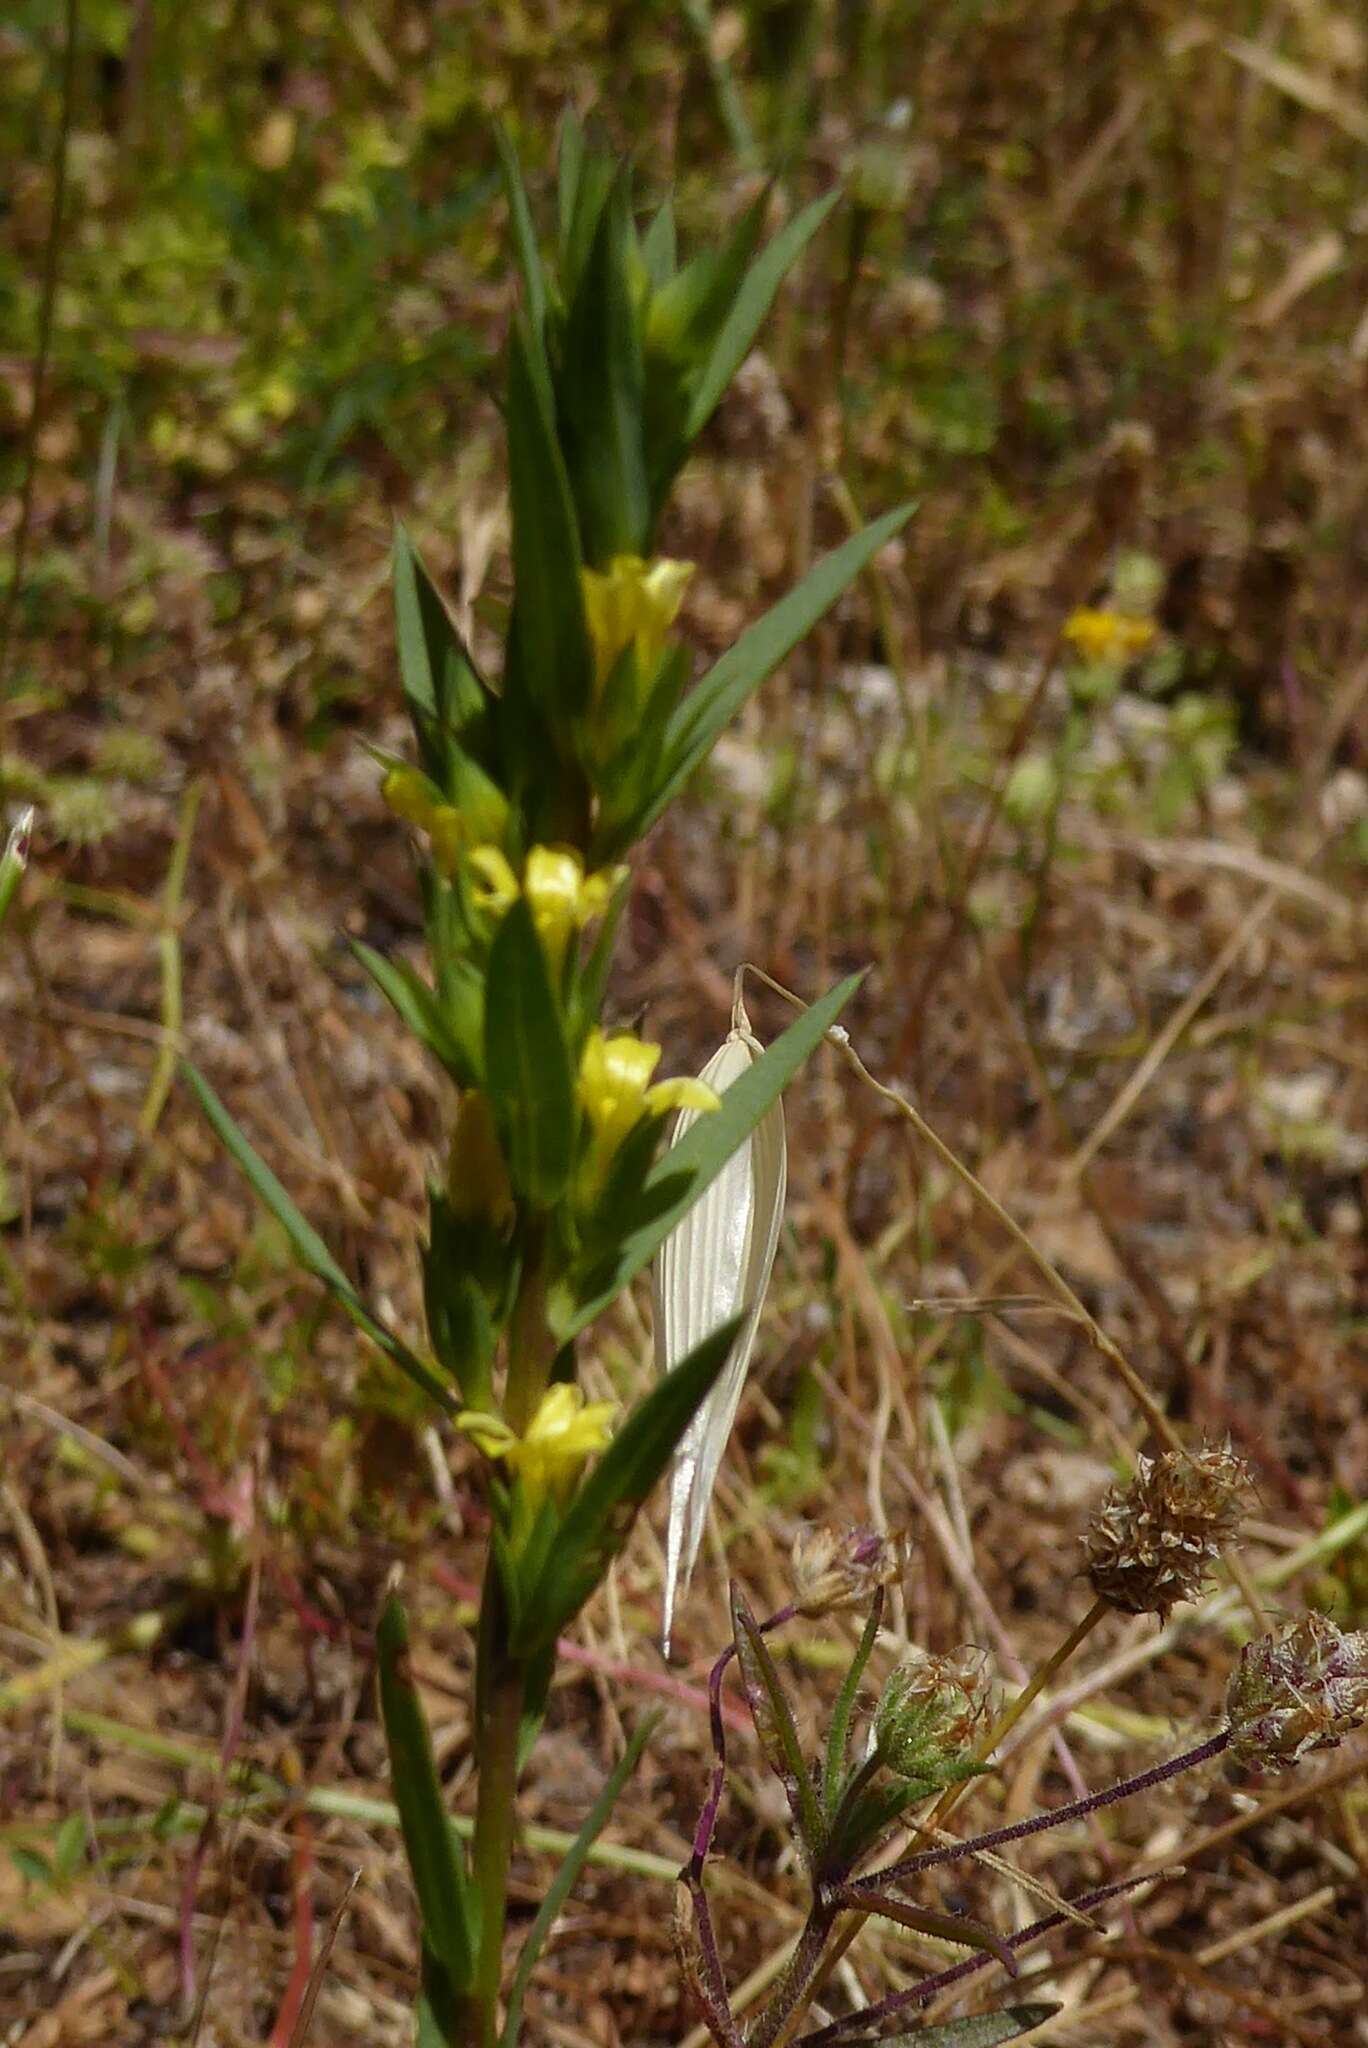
1226, 1614, 1368, 1776
1085, 1440, 1251, 1618
873, 1648, 993, 1784
791, 1524, 910, 1619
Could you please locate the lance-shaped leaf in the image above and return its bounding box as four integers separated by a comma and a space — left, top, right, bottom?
835, 2008, 1060, 2047
685, 187, 841, 439
731, 1582, 826, 1863
483, 898, 576, 1207
511, 1314, 743, 1658
183, 1063, 454, 1413
652, 999, 786, 1652
552, 971, 862, 1338
505, 315, 592, 725
633, 504, 915, 841
559, 172, 650, 562
377, 1596, 477, 1997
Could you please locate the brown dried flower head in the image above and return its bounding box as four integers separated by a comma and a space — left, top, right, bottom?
1226, 1613, 1368, 1776
791, 1524, 910, 1619
1085, 1440, 1251, 1618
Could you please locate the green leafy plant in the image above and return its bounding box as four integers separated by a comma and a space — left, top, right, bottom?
189, 122, 910, 2046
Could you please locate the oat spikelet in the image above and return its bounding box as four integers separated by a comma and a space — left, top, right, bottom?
1226, 1613, 1368, 1775
652, 994, 787, 1654
1085, 1440, 1251, 1618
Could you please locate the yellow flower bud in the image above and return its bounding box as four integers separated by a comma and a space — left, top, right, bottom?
458, 1383, 616, 1510
429, 806, 465, 879
581, 554, 693, 696
382, 765, 442, 832
468, 844, 520, 919
448, 1089, 514, 1234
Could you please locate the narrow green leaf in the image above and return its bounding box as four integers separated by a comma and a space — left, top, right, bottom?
11, 1846, 53, 1889
483, 900, 576, 1206
732, 1584, 826, 1859
377, 1596, 477, 1994
506, 316, 591, 723
641, 199, 676, 288
845, 2005, 1060, 2046
495, 127, 547, 341
183, 1062, 455, 1413
561, 147, 617, 303
392, 524, 485, 745
559, 174, 650, 561
499, 1713, 661, 2048
685, 187, 841, 439
553, 971, 863, 1339
646, 192, 765, 364
512, 1314, 743, 1656
349, 939, 472, 1080
556, 107, 586, 269
823, 1595, 884, 1817
636, 503, 916, 839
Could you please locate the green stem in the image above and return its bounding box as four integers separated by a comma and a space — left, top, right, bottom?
504, 1222, 553, 1434
471, 1653, 526, 2048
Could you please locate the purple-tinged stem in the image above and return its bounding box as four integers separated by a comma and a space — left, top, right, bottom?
851, 1729, 1230, 1897
684, 1870, 747, 2048
798, 1869, 1168, 2046
691, 1596, 798, 1877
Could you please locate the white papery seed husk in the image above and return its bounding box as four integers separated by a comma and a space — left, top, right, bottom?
652, 996, 787, 1653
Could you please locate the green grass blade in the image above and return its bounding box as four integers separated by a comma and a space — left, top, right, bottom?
182, 1062, 454, 1412
553, 971, 863, 1339
499, 1712, 661, 2048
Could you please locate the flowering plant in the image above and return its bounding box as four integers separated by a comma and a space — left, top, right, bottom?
187, 122, 910, 2047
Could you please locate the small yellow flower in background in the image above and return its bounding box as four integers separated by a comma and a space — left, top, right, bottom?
458, 1384, 616, 1509
448, 1089, 514, 1234
1062, 608, 1157, 665
578, 1029, 719, 1182
581, 554, 694, 695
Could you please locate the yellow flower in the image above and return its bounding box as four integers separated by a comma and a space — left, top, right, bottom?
523, 846, 626, 971
581, 554, 693, 696
458, 1384, 616, 1509
468, 844, 520, 918
578, 1029, 719, 1186
469, 844, 625, 969
1062, 608, 1157, 665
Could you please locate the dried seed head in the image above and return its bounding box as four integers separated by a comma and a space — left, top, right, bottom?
873, 1648, 993, 1784
791, 1524, 911, 1620
1226, 1614, 1368, 1776
1085, 1441, 1251, 1618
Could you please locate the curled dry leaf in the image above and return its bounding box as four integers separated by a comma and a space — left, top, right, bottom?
652, 994, 787, 1652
